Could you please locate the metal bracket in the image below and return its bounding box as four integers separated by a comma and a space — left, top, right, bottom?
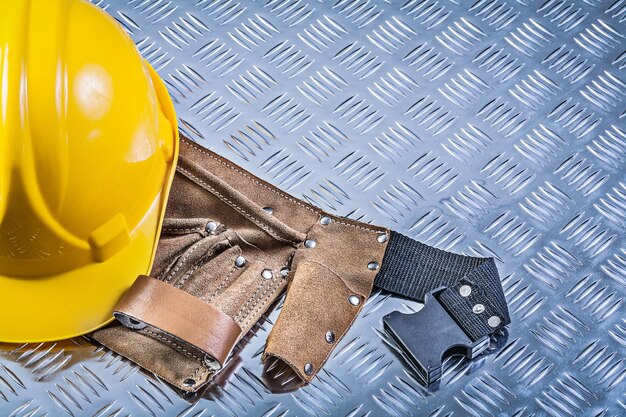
383, 288, 489, 385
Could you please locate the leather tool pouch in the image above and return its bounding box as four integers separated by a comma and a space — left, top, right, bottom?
93, 136, 388, 392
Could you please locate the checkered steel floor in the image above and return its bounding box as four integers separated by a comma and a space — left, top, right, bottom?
2, 0, 626, 416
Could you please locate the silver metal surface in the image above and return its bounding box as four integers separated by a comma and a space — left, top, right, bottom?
460, 284, 472, 297
1, 0, 625, 416
320, 215, 332, 225
473, 303, 486, 314
367, 261, 380, 270
261, 268, 274, 280
349, 294, 361, 306
235, 255, 247, 267
205, 220, 218, 233
488, 315, 502, 328
304, 363, 314, 376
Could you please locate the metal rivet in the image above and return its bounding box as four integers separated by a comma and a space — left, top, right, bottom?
320, 216, 332, 225
304, 363, 314, 376
367, 261, 379, 271
205, 221, 218, 233
182, 378, 196, 387
459, 285, 472, 297
261, 269, 274, 280
235, 255, 246, 268
204, 357, 220, 371
377, 233, 388, 243
325, 331, 335, 344
472, 304, 485, 314
488, 316, 502, 328
263, 207, 274, 215
280, 267, 290, 277
304, 239, 316, 249
349, 295, 360, 306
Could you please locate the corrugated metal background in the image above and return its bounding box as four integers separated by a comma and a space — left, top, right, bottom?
2, 0, 626, 415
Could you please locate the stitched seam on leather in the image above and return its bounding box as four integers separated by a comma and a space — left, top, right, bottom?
161, 226, 204, 234
237, 276, 283, 324
202, 239, 238, 303
333, 220, 382, 233
237, 270, 285, 323
164, 241, 202, 285
178, 166, 297, 245
142, 329, 204, 364
143, 331, 211, 389
176, 243, 218, 288
182, 141, 383, 234
236, 277, 277, 323
240, 279, 285, 330
184, 140, 319, 215
188, 366, 210, 391
204, 259, 239, 303
235, 281, 266, 322
190, 367, 202, 385
176, 258, 203, 289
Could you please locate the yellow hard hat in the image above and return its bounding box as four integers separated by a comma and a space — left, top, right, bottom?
0, 0, 179, 342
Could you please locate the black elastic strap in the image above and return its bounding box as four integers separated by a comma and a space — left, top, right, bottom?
375, 231, 510, 342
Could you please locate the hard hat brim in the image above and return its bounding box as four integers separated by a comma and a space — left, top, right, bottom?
0, 203, 162, 342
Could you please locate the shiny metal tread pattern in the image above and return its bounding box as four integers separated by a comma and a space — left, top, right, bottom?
2, 0, 625, 415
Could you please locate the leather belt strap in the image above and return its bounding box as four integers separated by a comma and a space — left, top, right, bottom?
113, 275, 242, 370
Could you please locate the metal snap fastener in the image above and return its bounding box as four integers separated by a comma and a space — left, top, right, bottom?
261, 269, 273, 280
263, 206, 274, 215
459, 285, 472, 297
304, 363, 314, 375
182, 378, 196, 387
367, 261, 379, 271
204, 356, 221, 371
120, 316, 146, 330
488, 316, 502, 327
280, 267, 290, 277
473, 304, 485, 314
325, 331, 335, 344
320, 216, 332, 225
235, 255, 246, 268
304, 239, 316, 248
205, 221, 218, 233
349, 295, 360, 306
377, 233, 388, 243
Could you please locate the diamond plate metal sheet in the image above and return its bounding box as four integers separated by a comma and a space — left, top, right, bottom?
2, 0, 626, 415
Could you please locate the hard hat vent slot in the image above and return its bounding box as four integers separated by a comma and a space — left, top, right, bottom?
88, 214, 131, 263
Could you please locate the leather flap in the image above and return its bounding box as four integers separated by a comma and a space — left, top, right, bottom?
264, 219, 389, 381
114, 275, 242, 369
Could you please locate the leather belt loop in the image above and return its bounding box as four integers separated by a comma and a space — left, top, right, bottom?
114, 275, 242, 370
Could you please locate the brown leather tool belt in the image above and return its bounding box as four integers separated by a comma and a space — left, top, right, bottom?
93, 135, 510, 392
93, 135, 389, 391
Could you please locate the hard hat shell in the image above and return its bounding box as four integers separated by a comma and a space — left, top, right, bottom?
0, 0, 179, 342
